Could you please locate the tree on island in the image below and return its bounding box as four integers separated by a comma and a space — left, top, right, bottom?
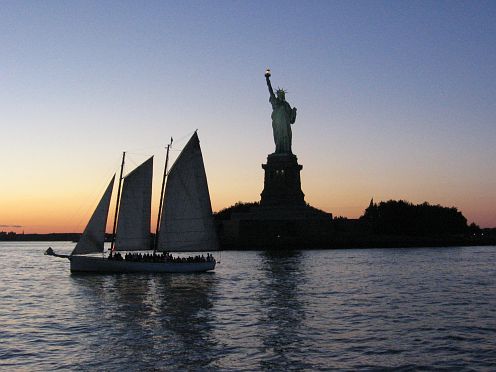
213, 201, 329, 221
214, 202, 260, 220
0, 231, 17, 241
360, 199, 475, 236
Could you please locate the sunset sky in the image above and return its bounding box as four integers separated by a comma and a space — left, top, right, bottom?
1, 1, 495, 233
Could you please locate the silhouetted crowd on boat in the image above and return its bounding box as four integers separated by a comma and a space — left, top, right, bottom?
108, 251, 215, 264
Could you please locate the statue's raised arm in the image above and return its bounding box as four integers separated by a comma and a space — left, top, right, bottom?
265, 69, 275, 99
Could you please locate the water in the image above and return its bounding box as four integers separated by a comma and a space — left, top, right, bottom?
1, 242, 495, 371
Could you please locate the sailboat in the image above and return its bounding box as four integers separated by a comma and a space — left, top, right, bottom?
46, 132, 218, 273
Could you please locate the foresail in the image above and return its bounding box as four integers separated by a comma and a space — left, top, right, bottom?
115, 157, 153, 251
157, 132, 218, 252
71, 175, 115, 255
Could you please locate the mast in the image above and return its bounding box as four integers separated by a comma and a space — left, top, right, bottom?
154, 138, 173, 251
110, 151, 125, 254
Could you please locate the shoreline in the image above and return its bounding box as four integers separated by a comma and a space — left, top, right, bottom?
1, 238, 495, 250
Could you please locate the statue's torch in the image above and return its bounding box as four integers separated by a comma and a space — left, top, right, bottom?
265, 68, 271, 78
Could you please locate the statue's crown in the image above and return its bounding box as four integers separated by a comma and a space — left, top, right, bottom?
276, 88, 287, 95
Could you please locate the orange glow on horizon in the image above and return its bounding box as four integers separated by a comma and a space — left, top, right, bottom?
1, 144, 495, 234
2, 186, 495, 234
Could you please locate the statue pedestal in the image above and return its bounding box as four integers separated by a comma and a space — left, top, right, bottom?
217, 152, 334, 249
260, 153, 305, 207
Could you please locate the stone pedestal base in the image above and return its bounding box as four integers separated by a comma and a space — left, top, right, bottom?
260, 153, 305, 207
219, 205, 333, 249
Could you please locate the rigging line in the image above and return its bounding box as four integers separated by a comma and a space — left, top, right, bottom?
170, 130, 196, 148
121, 153, 154, 177
122, 158, 139, 175
125, 151, 155, 157
122, 144, 166, 153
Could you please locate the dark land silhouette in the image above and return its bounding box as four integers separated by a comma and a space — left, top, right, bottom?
1, 200, 494, 247
0, 232, 84, 242
0, 232, 154, 244
214, 199, 496, 249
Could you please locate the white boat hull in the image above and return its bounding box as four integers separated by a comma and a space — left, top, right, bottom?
70, 255, 216, 273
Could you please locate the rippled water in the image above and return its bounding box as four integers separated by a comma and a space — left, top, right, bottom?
1, 242, 495, 370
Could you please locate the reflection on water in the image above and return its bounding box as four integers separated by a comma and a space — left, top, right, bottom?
1, 243, 496, 370
68, 273, 218, 369
155, 274, 218, 369
258, 250, 309, 369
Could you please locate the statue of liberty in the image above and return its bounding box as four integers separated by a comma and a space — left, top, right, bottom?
265, 69, 297, 154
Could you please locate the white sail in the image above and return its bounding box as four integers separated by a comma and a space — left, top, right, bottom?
71, 176, 115, 255
115, 157, 153, 251
157, 132, 218, 252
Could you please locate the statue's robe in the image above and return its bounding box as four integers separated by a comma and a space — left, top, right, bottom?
270, 96, 296, 154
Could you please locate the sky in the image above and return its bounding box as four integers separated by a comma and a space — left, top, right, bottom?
1, 0, 495, 233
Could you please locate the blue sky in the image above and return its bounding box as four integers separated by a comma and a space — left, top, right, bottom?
1, 1, 495, 231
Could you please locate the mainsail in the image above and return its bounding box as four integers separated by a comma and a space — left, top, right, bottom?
115, 157, 153, 251
157, 132, 218, 252
71, 175, 115, 255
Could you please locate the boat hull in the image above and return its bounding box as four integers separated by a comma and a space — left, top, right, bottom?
70, 256, 216, 273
